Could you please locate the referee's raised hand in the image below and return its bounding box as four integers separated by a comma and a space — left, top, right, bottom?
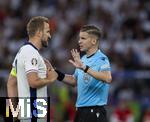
69, 49, 85, 70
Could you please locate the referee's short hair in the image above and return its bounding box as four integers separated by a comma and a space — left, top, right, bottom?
27, 16, 49, 38
80, 25, 103, 42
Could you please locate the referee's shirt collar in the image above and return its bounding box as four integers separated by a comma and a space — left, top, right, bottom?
86, 49, 100, 58
24, 42, 39, 51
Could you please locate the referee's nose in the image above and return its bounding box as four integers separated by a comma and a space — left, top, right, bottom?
78, 39, 82, 45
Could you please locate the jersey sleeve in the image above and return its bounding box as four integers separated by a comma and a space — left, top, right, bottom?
12, 56, 17, 67
12, 60, 15, 67
24, 49, 39, 74
11, 56, 17, 77
99, 57, 111, 71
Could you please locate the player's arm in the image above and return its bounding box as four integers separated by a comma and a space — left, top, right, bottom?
27, 69, 58, 89
27, 58, 58, 88
7, 67, 19, 117
69, 49, 112, 83
24, 50, 58, 88
7, 67, 18, 97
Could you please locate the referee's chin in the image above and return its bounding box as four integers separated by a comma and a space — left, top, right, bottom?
79, 48, 84, 52
79, 48, 86, 52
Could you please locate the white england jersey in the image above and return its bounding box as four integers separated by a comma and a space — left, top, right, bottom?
12, 42, 49, 120
12, 42, 47, 98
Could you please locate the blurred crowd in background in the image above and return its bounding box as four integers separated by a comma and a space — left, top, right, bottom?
0, 0, 150, 122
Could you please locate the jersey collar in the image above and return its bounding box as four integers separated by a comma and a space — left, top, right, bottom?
87, 49, 100, 58
24, 42, 39, 51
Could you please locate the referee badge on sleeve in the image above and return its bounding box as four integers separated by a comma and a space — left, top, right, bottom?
31, 58, 37, 66
101, 64, 110, 69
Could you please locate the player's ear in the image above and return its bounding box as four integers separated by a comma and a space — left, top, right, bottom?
36, 30, 42, 38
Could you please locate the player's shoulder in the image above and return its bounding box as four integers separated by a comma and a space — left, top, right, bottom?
21, 44, 38, 54
16, 44, 38, 59
22, 44, 36, 51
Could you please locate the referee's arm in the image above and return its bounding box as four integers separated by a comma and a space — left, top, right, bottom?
84, 68, 112, 83
55, 70, 77, 87
62, 74, 77, 87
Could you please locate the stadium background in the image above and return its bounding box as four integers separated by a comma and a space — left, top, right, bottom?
0, 0, 150, 121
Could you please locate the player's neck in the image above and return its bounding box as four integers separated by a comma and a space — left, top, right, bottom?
86, 47, 98, 57
29, 37, 41, 50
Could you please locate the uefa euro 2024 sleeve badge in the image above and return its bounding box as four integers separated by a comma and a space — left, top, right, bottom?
31, 58, 37, 66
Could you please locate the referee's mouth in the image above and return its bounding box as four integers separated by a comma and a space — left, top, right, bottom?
79, 45, 83, 49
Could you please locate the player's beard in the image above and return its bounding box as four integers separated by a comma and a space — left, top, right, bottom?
41, 40, 48, 48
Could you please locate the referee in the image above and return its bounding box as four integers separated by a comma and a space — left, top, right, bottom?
56, 25, 112, 122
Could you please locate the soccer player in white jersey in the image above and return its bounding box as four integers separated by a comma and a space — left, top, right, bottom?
7, 16, 58, 122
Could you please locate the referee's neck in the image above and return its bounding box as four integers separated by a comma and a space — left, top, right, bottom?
86, 47, 98, 57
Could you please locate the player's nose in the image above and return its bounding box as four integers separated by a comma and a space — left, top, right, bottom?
49, 34, 51, 39
48, 34, 51, 40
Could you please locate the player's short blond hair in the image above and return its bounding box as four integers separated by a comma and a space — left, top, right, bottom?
27, 16, 49, 38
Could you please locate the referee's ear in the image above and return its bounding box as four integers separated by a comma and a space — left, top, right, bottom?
91, 38, 97, 45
